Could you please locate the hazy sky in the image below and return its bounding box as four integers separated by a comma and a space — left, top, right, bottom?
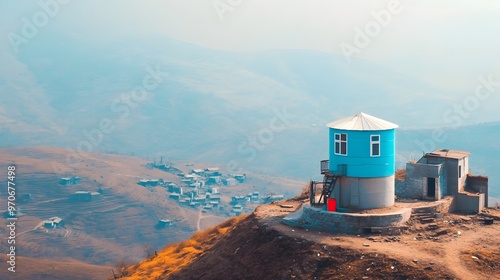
1, 0, 499, 124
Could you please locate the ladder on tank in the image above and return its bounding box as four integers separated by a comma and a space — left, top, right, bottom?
310, 173, 338, 207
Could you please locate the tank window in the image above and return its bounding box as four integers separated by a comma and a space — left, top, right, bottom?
370, 135, 380, 157
334, 133, 347, 155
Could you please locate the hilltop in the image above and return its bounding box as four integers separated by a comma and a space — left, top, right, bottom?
0, 146, 302, 280
121, 197, 500, 280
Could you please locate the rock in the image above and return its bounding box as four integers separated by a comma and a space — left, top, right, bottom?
279, 204, 294, 208
363, 243, 370, 247
471, 256, 479, 260
412, 259, 418, 263
435, 229, 450, 236
424, 266, 433, 271
420, 217, 436, 224
427, 223, 439, 230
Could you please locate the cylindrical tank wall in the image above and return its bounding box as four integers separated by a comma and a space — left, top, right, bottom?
335, 176, 395, 209
329, 128, 396, 178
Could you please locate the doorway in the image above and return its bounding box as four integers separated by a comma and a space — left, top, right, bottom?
427, 177, 436, 198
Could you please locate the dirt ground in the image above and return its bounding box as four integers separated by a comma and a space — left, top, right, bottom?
255, 200, 500, 280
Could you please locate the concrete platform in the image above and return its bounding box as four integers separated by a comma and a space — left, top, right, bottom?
283, 204, 412, 234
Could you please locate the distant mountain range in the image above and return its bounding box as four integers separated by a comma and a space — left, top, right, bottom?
1, 35, 498, 199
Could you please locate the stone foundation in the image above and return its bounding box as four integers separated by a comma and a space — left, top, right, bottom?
283, 205, 411, 234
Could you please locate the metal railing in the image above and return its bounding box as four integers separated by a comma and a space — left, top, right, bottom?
309, 180, 323, 207
320, 160, 329, 174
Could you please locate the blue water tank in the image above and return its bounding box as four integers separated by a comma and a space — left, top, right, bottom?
327, 113, 398, 178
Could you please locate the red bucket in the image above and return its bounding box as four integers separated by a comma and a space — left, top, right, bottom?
327, 198, 337, 212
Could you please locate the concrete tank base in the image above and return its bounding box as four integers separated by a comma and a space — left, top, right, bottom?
283, 204, 412, 234
334, 175, 395, 210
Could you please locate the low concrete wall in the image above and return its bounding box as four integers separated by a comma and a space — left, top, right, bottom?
410, 197, 453, 214
454, 192, 485, 214
466, 175, 489, 207
284, 205, 411, 234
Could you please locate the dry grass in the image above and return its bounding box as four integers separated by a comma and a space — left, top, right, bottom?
291, 183, 311, 201
395, 168, 406, 180
467, 173, 489, 179
120, 215, 247, 280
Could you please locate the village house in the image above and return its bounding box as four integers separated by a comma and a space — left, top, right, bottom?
231, 195, 247, 205
233, 174, 246, 183
137, 179, 162, 187
69, 191, 101, 202
190, 169, 204, 176
158, 219, 173, 228
59, 176, 81, 186
204, 167, 221, 177
44, 217, 64, 228
232, 204, 244, 216
222, 177, 237, 186
207, 176, 222, 185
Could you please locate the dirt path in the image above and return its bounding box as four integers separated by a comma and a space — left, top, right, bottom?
16, 221, 44, 237
196, 209, 202, 231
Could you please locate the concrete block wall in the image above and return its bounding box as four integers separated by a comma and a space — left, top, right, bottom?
395, 178, 424, 199
398, 162, 443, 200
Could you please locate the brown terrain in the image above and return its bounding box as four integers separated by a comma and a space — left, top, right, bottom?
120, 196, 500, 280
0, 147, 302, 280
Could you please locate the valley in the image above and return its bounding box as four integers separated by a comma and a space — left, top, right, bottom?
0, 146, 303, 279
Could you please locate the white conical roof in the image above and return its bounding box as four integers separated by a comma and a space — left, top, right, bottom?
326, 112, 398, 131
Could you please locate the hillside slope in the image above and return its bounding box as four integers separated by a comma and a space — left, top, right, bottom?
121, 212, 455, 280
1, 256, 112, 280
122, 199, 500, 280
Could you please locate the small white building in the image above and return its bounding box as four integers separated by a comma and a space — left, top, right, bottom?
44, 217, 64, 228
397, 149, 489, 213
